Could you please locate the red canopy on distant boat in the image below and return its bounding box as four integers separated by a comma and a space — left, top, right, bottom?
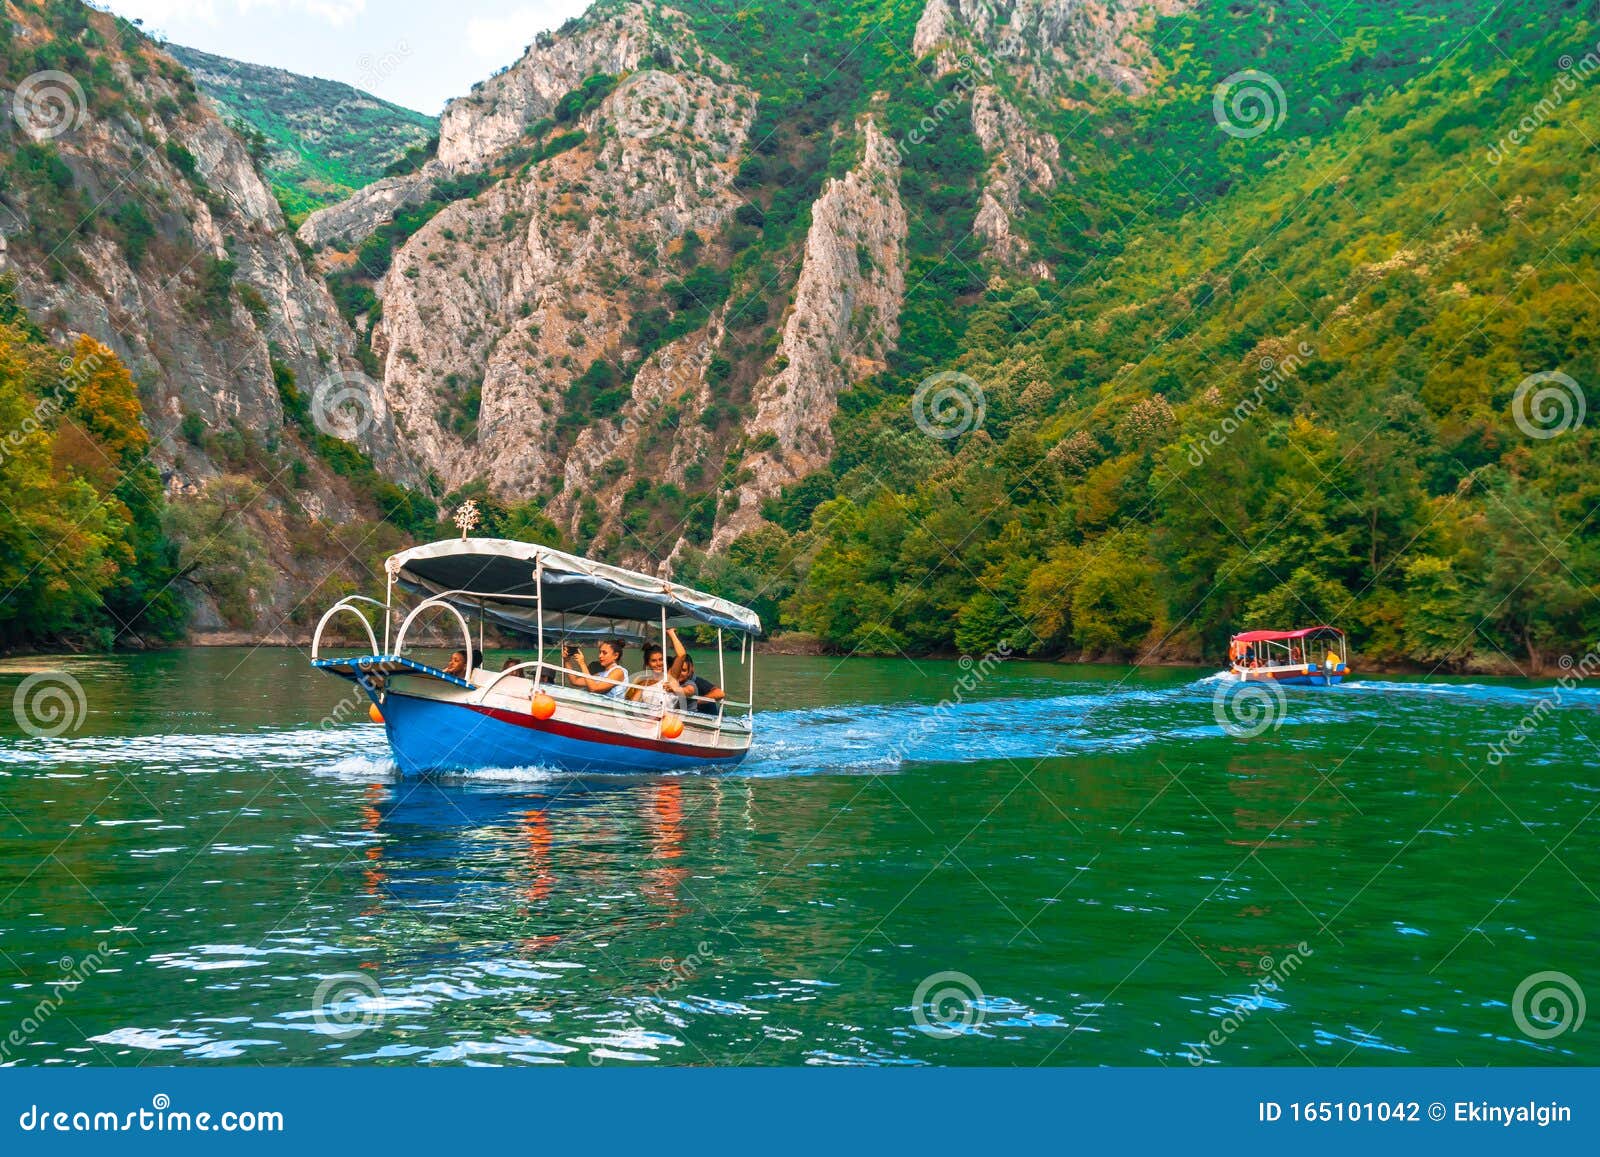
1230, 626, 1344, 643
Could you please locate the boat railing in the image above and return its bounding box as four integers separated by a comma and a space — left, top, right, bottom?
469, 657, 751, 726
310, 595, 384, 660
393, 595, 475, 668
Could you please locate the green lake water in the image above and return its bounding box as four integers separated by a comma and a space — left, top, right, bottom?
0, 648, 1594, 1066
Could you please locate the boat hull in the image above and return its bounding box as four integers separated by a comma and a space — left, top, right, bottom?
377, 688, 750, 776
1227, 667, 1346, 687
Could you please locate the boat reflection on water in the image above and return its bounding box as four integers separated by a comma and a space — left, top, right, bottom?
349, 774, 741, 963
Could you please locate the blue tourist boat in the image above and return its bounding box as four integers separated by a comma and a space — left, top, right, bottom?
1226, 626, 1350, 686
309, 535, 761, 775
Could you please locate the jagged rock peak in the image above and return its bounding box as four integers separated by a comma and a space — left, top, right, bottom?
714, 117, 909, 549
913, 0, 1191, 95
436, 0, 733, 174
371, 48, 757, 502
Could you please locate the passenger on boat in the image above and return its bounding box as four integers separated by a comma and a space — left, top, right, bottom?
628, 642, 688, 708
564, 640, 630, 697
443, 649, 476, 679
501, 656, 521, 671
679, 653, 724, 714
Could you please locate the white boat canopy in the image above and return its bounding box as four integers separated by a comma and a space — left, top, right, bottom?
386, 538, 763, 638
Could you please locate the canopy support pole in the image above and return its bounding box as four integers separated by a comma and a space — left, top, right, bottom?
716, 628, 725, 737
534, 557, 544, 691
383, 574, 393, 654
748, 634, 755, 721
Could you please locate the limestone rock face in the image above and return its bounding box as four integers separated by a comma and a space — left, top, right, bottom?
371, 65, 756, 501
920, 0, 1191, 96
713, 119, 908, 549
298, 173, 436, 251
0, 9, 400, 478
970, 84, 1061, 270
437, 2, 728, 173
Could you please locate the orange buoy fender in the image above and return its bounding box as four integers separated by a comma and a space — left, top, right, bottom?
530, 692, 557, 720
660, 713, 684, 740
368, 702, 385, 725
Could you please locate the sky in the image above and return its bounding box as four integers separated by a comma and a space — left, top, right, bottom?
102, 0, 595, 115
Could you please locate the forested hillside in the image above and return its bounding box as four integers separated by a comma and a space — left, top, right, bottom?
168, 43, 437, 222
1, 0, 1594, 672
0, 282, 183, 648
672, 0, 1599, 672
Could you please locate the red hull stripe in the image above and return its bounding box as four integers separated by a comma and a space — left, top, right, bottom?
461, 701, 738, 759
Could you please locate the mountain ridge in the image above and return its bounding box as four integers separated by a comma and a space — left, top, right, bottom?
1, 0, 1595, 674
165, 41, 437, 222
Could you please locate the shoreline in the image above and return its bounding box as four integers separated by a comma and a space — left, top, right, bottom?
0, 635, 1558, 678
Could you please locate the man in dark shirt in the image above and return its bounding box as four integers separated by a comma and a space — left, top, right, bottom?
679, 653, 724, 714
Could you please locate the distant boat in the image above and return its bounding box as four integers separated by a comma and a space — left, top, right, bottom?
309, 537, 761, 775
1225, 626, 1349, 686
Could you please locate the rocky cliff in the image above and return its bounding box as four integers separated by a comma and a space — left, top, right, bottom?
286, 0, 1202, 569
713, 118, 907, 549
0, 0, 414, 635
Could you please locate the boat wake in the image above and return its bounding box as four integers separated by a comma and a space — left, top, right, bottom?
2, 671, 1592, 785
